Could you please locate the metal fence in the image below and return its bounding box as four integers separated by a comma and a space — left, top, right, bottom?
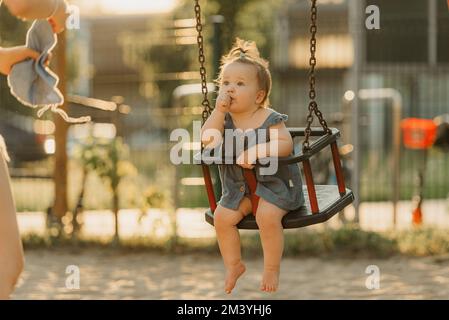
1, 0, 448, 213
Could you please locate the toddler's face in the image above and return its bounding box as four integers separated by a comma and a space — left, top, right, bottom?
220, 62, 265, 113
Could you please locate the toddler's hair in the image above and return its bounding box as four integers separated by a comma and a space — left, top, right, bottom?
217, 38, 272, 107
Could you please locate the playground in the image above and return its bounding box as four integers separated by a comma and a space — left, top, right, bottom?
1, 0, 449, 300
12, 251, 449, 300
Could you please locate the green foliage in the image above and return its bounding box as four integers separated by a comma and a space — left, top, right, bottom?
394, 227, 449, 256
241, 225, 396, 258
136, 186, 170, 231
117, 0, 283, 108
179, 0, 282, 56
74, 136, 137, 242
76, 136, 137, 191
22, 224, 449, 259
330, 224, 397, 257
21, 231, 217, 255
204, 0, 259, 52
142, 186, 167, 209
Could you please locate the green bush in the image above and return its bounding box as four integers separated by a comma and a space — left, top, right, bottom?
394, 227, 449, 256
329, 224, 397, 257
21, 225, 449, 258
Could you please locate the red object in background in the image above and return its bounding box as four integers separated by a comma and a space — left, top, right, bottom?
401, 118, 437, 149
412, 206, 423, 226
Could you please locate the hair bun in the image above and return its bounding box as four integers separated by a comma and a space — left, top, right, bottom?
228, 38, 261, 60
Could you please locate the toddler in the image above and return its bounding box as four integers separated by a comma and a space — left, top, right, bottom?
201, 38, 305, 294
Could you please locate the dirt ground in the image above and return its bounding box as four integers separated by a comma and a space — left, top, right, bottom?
12, 249, 449, 300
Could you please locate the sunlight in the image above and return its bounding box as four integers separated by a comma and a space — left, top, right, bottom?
75, 0, 178, 16
101, 0, 177, 14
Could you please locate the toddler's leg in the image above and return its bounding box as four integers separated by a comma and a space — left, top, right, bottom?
255, 198, 287, 293
214, 197, 252, 294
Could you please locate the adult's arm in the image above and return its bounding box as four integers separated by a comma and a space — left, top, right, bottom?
0, 147, 24, 299
0, 46, 39, 75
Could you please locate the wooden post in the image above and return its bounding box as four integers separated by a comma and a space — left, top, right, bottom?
53, 30, 69, 220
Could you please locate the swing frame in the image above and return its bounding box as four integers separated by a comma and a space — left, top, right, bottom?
199, 127, 354, 229
193, 0, 354, 229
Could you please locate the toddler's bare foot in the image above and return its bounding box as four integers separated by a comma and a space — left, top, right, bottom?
224, 262, 246, 294
260, 267, 280, 293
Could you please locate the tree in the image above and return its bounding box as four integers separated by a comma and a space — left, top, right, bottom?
53, 31, 69, 226
80, 136, 136, 244
117, 0, 282, 109
175, 0, 282, 59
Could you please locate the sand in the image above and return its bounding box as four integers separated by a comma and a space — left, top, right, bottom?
12, 250, 449, 300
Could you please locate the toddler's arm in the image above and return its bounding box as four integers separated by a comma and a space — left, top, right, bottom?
200, 91, 231, 149
236, 121, 293, 169
252, 121, 293, 158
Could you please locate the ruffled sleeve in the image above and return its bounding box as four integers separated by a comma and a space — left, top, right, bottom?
264, 111, 288, 128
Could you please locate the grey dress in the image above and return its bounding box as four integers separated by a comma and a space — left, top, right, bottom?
218, 109, 305, 212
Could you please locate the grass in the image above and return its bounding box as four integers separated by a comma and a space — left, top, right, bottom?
360, 149, 449, 202
21, 224, 449, 259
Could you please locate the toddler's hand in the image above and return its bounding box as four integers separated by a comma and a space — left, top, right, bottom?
237, 149, 256, 170
216, 92, 231, 113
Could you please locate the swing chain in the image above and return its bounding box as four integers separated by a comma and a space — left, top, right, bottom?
194, 0, 213, 125
303, 0, 331, 151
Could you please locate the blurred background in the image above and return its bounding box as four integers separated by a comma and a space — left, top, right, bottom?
1, 0, 448, 242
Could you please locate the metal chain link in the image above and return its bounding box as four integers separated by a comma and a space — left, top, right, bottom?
194, 0, 213, 125
303, 0, 331, 151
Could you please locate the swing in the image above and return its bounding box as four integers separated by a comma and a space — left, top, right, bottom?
193, 0, 354, 229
